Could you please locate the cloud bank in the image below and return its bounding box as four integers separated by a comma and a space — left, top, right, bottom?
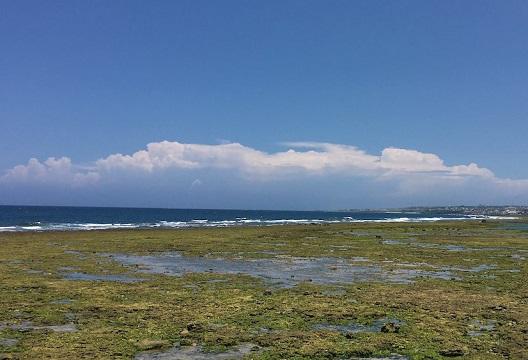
1, 140, 527, 208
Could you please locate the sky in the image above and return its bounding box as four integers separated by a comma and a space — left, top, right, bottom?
1, 1, 528, 209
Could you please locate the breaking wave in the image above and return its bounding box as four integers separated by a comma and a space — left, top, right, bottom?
0, 215, 517, 232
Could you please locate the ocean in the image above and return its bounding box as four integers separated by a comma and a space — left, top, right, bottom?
0, 205, 511, 232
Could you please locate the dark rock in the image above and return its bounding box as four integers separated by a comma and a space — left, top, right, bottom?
439, 349, 465, 357
381, 322, 400, 333
263, 290, 272, 296
186, 322, 203, 332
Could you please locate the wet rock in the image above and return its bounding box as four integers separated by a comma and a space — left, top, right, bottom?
186, 322, 203, 332
439, 349, 465, 357
136, 339, 170, 351
380, 322, 400, 333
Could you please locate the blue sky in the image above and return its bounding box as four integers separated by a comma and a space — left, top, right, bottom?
1, 1, 528, 209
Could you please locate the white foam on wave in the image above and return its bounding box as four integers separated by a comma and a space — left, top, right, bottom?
473, 216, 518, 220
0, 226, 17, 231
21, 226, 43, 230
158, 221, 188, 227
0, 215, 519, 232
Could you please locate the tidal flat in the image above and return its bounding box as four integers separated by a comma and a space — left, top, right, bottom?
0, 221, 527, 359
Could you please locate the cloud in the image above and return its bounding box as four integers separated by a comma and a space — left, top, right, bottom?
93, 140, 495, 179
1, 140, 527, 203
379, 148, 494, 178
2, 157, 100, 186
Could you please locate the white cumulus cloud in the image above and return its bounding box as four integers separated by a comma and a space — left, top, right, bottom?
2, 157, 100, 186
1, 140, 527, 200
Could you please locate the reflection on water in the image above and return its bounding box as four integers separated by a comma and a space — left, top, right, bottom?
62, 272, 144, 283
110, 252, 458, 286
135, 343, 258, 360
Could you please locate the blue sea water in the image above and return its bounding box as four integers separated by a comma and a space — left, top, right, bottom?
0, 205, 509, 232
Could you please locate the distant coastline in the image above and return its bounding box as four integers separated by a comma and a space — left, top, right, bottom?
339, 205, 528, 217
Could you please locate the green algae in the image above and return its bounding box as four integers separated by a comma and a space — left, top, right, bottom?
0, 220, 527, 359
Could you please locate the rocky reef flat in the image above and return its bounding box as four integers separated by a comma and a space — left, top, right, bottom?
0, 220, 527, 359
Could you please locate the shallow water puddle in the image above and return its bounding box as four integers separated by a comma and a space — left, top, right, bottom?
0, 321, 77, 333
500, 223, 528, 231
64, 250, 87, 259
62, 272, 144, 283
467, 319, 496, 337
135, 343, 258, 360
0, 338, 19, 347
381, 240, 509, 252
447, 264, 496, 272
321, 287, 348, 297
382, 240, 472, 252
50, 298, 74, 305
109, 252, 457, 286
348, 356, 408, 360
26, 269, 46, 275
